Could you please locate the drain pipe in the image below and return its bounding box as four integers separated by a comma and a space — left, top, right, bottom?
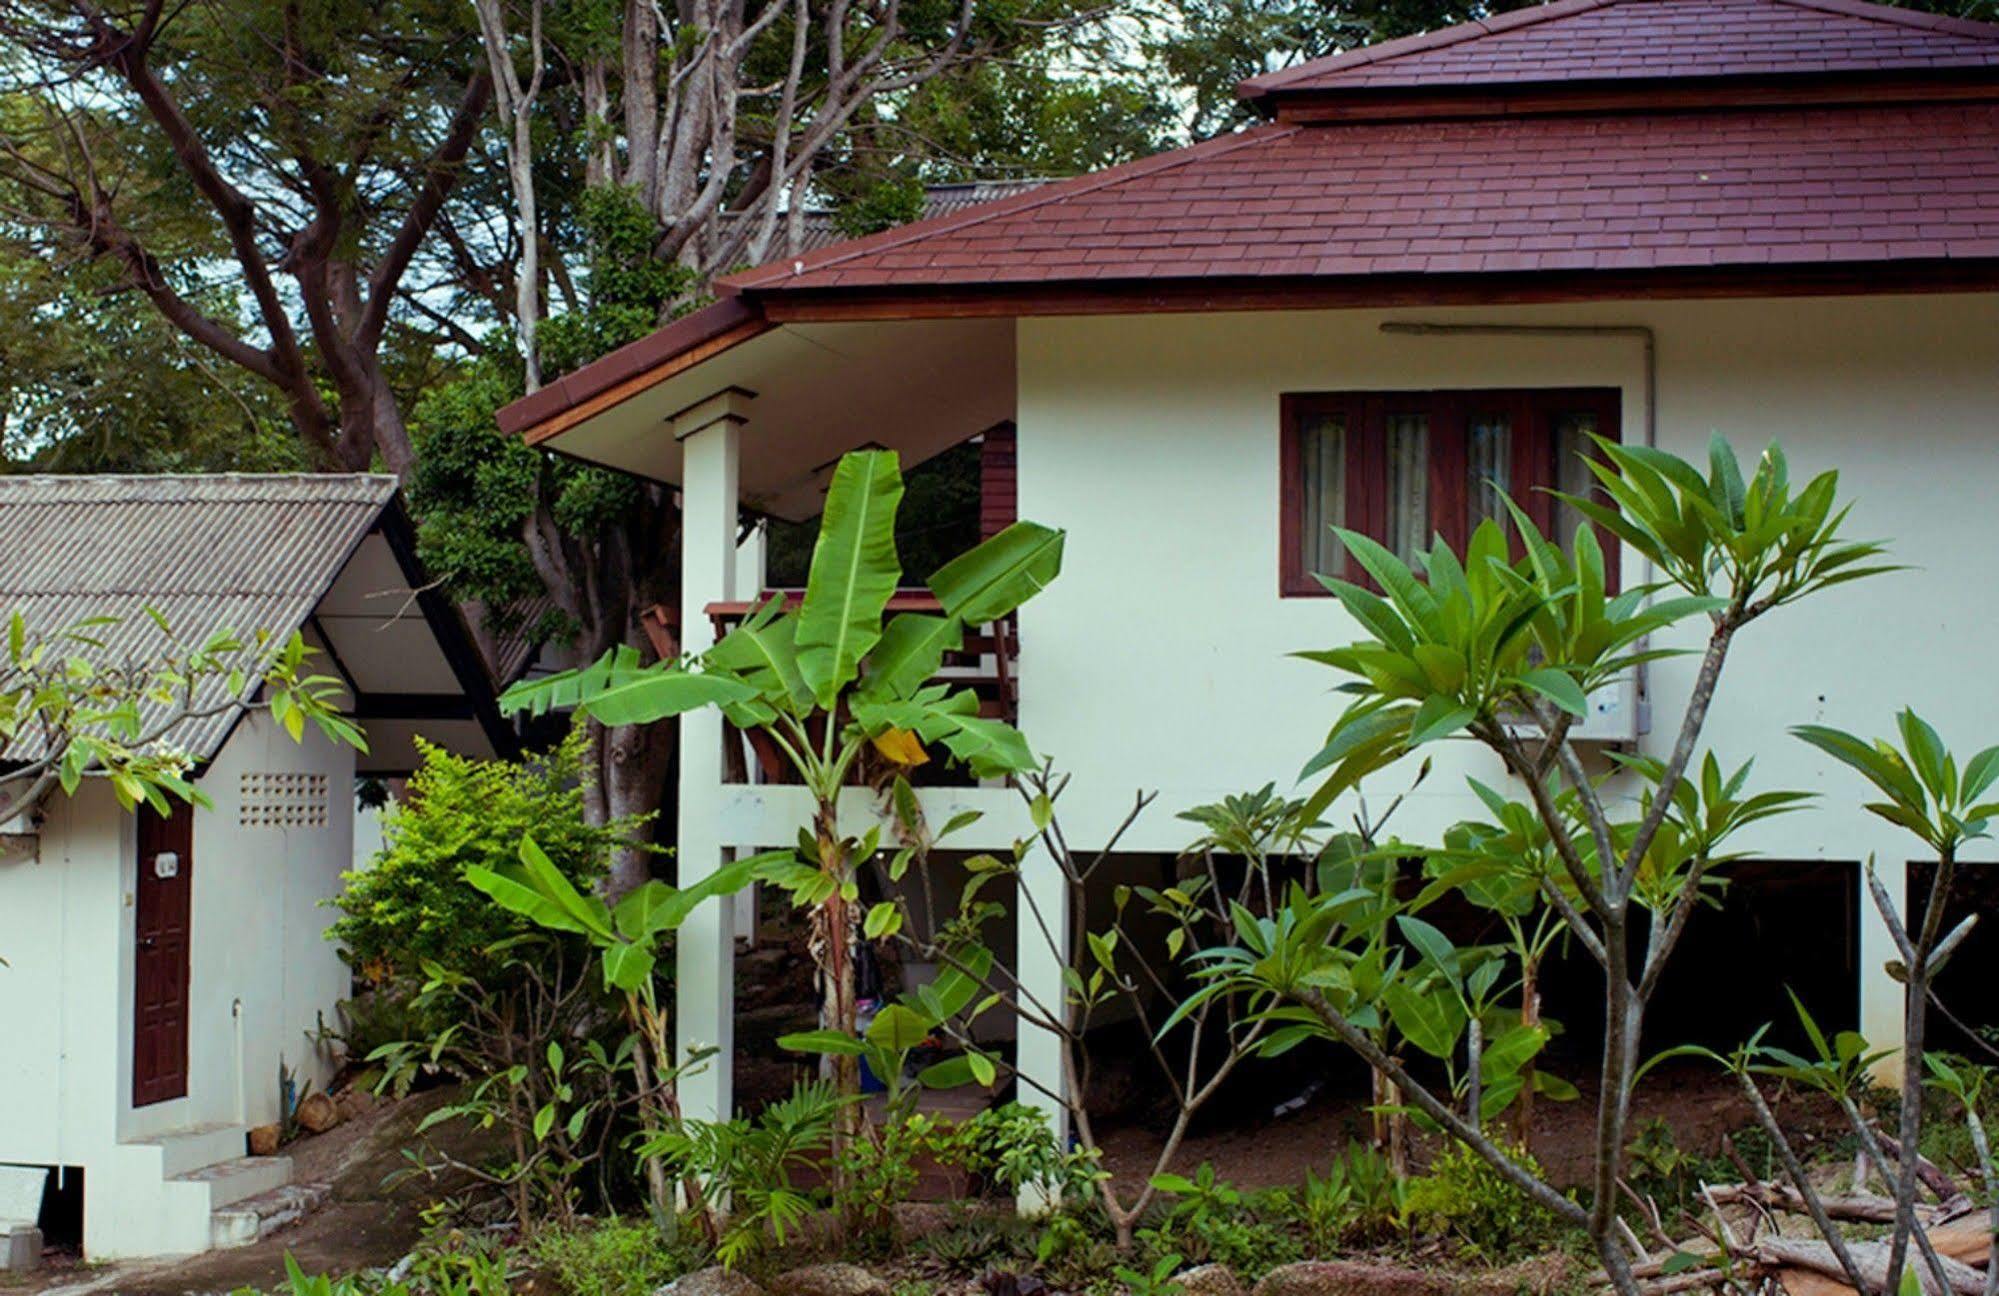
232, 998, 246, 1126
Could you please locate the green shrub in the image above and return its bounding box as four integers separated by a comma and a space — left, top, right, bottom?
1302, 1142, 1409, 1251
1404, 1141, 1560, 1262
649, 1081, 843, 1268
328, 728, 637, 985
526, 1217, 698, 1296
1143, 1163, 1301, 1280
960, 1102, 1099, 1198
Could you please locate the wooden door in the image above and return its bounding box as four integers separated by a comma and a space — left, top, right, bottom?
133, 802, 192, 1107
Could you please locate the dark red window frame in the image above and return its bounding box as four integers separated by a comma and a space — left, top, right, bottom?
1279, 387, 1621, 597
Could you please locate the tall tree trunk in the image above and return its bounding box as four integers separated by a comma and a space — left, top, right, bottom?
600, 715, 675, 895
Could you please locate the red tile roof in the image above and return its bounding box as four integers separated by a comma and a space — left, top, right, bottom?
1241, 0, 1999, 98
722, 103, 1999, 293
505, 0, 1999, 439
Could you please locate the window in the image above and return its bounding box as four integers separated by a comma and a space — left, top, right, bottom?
1280, 388, 1620, 595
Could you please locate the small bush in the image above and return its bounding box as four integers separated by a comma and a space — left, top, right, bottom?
1143, 1164, 1301, 1281
1404, 1142, 1560, 1262
527, 1217, 698, 1296
1300, 1142, 1409, 1252
329, 729, 639, 988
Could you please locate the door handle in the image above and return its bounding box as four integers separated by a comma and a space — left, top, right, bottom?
139, 935, 157, 950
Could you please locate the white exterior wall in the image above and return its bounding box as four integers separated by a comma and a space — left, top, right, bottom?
0, 712, 355, 1257
1014, 292, 1999, 1048
0, 780, 129, 1171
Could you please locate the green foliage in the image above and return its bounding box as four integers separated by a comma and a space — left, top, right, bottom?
408, 188, 681, 642
1793, 708, 1999, 857
766, 441, 986, 587
647, 1080, 845, 1268
469, 834, 773, 999
1300, 1142, 1409, 1251
1296, 437, 1883, 815
958, 1102, 1095, 1197
364, 935, 633, 1220
1112, 1251, 1186, 1296
327, 730, 628, 986
526, 1216, 702, 1296
538, 188, 697, 378
0, 249, 299, 473
914, 1214, 1041, 1274
0, 610, 361, 815
831, 172, 930, 239
1404, 1141, 1560, 1262
1145, 1163, 1302, 1280
505, 449, 1062, 784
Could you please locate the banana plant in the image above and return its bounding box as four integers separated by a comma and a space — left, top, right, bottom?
501, 448, 1064, 1155
467, 835, 777, 1230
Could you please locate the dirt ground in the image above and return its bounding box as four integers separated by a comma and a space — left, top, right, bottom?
14, 1089, 485, 1296
1094, 1054, 1839, 1194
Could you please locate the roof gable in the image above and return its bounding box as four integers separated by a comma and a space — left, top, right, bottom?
1242, 0, 1999, 99
0, 474, 502, 768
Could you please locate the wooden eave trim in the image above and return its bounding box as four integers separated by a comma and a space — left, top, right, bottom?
518, 316, 773, 446
751, 259, 1999, 324
1267, 69, 1999, 122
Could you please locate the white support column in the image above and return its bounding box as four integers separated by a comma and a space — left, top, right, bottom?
1858, 851, 1908, 1085
674, 390, 751, 1125
1014, 836, 1071, 1213
731, 522, 767, 947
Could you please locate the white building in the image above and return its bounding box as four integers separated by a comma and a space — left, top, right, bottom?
0, 475, 512, 1259
496, 0, 1999, 1152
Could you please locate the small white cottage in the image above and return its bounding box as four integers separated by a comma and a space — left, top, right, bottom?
0, 474, 513, 1261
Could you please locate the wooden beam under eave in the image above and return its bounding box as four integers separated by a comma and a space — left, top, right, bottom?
519, 317, 774, 447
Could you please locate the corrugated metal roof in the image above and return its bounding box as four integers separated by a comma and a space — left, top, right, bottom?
0, 473, 398, 764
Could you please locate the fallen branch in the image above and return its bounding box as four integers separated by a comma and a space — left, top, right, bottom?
1761, 1237, 1987, 1295
1709, 1182, 1918, 1225
1880, 1133, 1966, 1204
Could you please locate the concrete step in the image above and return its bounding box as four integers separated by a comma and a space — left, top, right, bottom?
132, 1123, 247, 1177
170, 1155, 291, 1210
211, 1181, 331, 1250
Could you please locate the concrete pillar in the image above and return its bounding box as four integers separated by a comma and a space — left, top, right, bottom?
731, 523, 766, 947
1858, 851, 1908, 1084
673, 391, 750, 1125
1014, 837, 1071, 1211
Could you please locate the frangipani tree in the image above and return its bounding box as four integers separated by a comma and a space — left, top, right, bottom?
1, 610, 362, 819
503, 448, 1064, 1148
1188, 437, 1889, 1295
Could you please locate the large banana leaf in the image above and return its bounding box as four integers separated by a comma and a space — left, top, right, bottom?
499, 645, 758, 727
861, 613, 964, 701
928, 521, 1065, 625
706, 597, 811, 715
576, 668, 759, 728
796, 450, 904, 708
500, 644, 653, 717
939, 713, 1037, 778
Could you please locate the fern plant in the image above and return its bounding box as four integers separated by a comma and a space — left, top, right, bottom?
645, 1080, 845, 1268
